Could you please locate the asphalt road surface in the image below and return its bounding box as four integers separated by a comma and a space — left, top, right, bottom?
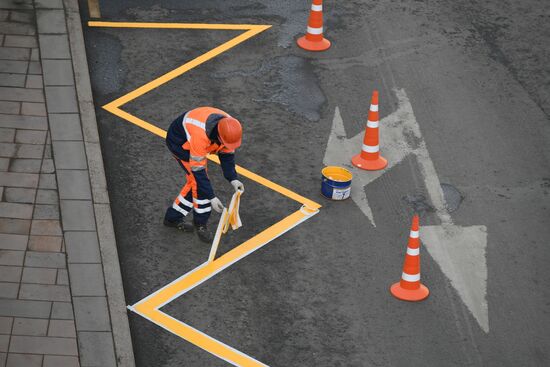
79, 0, 550, 366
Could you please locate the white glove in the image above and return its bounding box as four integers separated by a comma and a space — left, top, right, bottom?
231, 179, 244, 193
211, 197, 225, 213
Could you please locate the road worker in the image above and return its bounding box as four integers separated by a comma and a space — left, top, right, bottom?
164, 107, 244, 243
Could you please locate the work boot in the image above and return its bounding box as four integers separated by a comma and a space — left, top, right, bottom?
195, 223, 213, 243
163, 218, 194, 232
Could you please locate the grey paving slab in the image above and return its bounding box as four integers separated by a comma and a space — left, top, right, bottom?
38, 34, 70, 59
24, 251, 65, 268
0, 299, 51, 318
51, 302, 73, 320
21, 267, 57, 284
30, 48, 39, 61
0, 0, 33, 10
0, 250, 24, 266
0, 128, 14, 143
0, 142, 16, 156
15, 129, 46, 144
35, 189, 58, 204
9, 335, 78, 355
48, 113, 82, 140
0, 157, 9, 170
0, 86, 43, 102
0, 73, 25, 87
68, 264, 105, 297
60, 200, 95, 231
0, 316, 12, 334
35, 0, 64, 9
36, 9, 66, 34
27, 60, 41, 74
0, 233, 28, 250
0, 47, 30, 61
0, 172, 38, 188
9, 158, 42, 172
44, 86, 78, 113
0, 352, 5, 366
0, 202, 33, 219
40, 158, 54, 173
56, 268, 68, 285
0, 21, 35, 36
3, 35, 36, 48
52, 141, 87, 169
9, 10, 33, 23
33, 204, 59, 220
21, 101, 46, 115
78, 331, 116, 367
48, 319, 75, 337
43, 355, 79, 367
57, 170, 92, 200
38, 173, 56, 189
12, 317, 48, 336
0, 114, 47, 130
4, 187, 36, 204
0, 102, 19, 114
15, 144, 43, 158
0, 282, 18, 298
0, 127, 15, 142
0, 60, 28, 73
25, 75, 44, 89
73, 296, 110, 332
6, 353, 42, 367
27, 235, 62, 252
19, 283, 70, 301
0, 218, 31, 234
65, 231, 100, 263
42, 59, 74, 86
0, 266, 21, 283
0, 334, 8, 352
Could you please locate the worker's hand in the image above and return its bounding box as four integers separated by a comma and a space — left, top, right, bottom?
231, 179, 244, 193
211, 197, 225, 213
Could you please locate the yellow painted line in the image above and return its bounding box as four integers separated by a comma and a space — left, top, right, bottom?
89, 21, 269, 30
93, 21, 322, 366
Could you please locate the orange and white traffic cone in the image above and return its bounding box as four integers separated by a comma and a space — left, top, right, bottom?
351, 90, 388, 170
390, 214, 430, 302
297, 0, 331, 52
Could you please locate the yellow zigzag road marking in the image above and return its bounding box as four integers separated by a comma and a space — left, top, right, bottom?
89, 21, 321, 366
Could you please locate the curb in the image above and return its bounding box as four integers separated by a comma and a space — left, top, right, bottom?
63, 0, 136, 366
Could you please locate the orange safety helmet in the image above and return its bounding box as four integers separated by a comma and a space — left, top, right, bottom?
217, 117, 242, 150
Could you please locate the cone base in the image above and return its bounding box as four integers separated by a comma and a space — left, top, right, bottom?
297, 36, 331, 51
390, 283, 430, 302
351, 154, 388, 171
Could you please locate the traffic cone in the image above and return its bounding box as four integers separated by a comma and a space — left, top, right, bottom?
390, 214, 430, 302
352, 90, 387, 170
297, 0, 331, 51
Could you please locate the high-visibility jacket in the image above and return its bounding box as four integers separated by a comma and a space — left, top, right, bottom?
166, 107, 238, 199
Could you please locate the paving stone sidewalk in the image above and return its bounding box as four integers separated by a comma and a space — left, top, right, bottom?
0, 0, 134, 366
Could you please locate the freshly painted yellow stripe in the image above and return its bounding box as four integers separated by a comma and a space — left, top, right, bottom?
146, 310, 266, 366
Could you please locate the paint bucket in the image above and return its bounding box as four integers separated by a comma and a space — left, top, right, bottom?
321, 166, 352, 200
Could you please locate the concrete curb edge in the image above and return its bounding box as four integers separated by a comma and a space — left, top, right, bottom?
63, 1, 136, 366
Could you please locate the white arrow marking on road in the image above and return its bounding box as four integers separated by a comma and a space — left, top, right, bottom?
323, 89, 489, 332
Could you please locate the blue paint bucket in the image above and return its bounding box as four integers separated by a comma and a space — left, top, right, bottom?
321, 166, 353, 200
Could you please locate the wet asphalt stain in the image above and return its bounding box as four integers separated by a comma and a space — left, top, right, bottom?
402, 191, 435, 214
441, 182, 463, 213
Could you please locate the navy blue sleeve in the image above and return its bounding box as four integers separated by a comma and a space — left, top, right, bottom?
192, 170, 215, 200
219, 153, 238, 182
